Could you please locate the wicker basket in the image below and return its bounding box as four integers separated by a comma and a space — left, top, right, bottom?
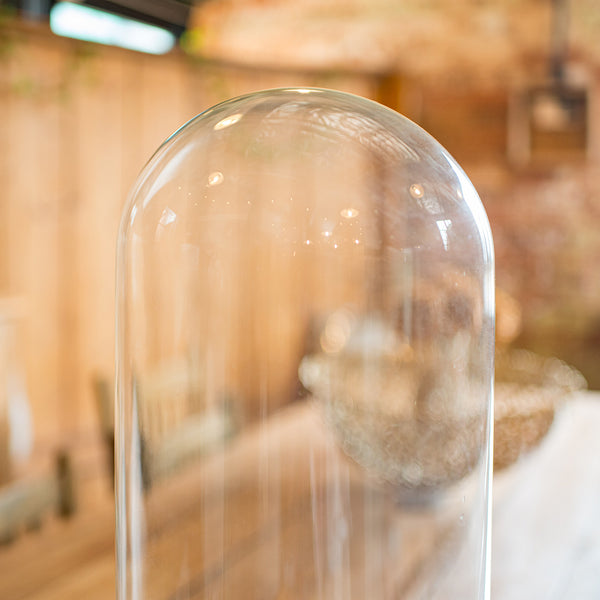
494, 349, 587, 471
300, 352, 487, 493
299, 348, 587, 493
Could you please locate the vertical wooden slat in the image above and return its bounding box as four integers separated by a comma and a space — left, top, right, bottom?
139, 53, 189, 161
120, 52, 144, 194
0, 64, 10, 293
6, 38, 63, 445
56, 45, 82, 440
70, 48, 125, 434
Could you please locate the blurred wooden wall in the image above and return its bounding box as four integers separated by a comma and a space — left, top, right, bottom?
0, 21, 379, 448
3, 18, 600, 459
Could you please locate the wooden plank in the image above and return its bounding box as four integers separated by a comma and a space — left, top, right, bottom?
54, 46, 83, 439
24, 553, 115, 600
6, 35, 63, 444
138, 53, 190, 165
0, 501, 114, 600
69, 47, 125, 434
0, 59, 10, 293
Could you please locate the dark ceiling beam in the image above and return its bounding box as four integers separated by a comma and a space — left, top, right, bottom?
80, 0, 193, 36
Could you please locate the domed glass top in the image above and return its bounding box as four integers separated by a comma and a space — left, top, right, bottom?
116, 88, 494, 600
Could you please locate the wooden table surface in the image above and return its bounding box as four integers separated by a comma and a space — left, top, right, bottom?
1, 391, 599, 600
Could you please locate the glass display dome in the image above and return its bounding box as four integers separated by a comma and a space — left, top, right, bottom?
116, 88, 494, 600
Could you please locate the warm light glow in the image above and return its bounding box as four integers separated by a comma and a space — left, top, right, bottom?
49, 2, 176, 55
207, 171, 224, 186
409, 183, 424, 199
159, 208, 177, 226
532, 93, 571, 131
340, 207, 359, 219
214, 113, 243, 131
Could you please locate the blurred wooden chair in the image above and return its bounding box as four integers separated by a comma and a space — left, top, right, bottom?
93, 362, 237, 491
0, 450, 75, 544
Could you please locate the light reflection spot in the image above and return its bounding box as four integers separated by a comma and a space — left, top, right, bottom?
436, 219, 452, 250
409, 183, 424, 199
340, 207, 359, 219
214, 113, 243, 130
158, 207, 176, 226
207, 171, 224, 186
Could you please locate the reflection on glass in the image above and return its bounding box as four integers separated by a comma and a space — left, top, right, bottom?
116, 88, 495, 600
213, 113, 244, 130
207, 171, 224, 187
409, 183, 424, 198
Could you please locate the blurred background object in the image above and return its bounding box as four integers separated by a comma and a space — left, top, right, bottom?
0, 297, 75, 545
